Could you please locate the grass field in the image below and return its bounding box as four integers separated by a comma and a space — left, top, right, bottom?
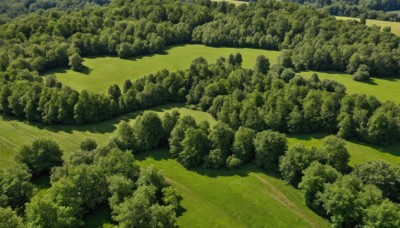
336, 16, 400, 36
49, 44, 280, 93
0, 104, 213, 169
287, 133, 400, 167
299, 71, 400, 103
1, 104, 400, 226
135, 149, 329, 228
212, 0, 248, 5
1, 104, 399, 169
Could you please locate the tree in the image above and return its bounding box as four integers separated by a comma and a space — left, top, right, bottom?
179, 128, 210, 167
352, 160, 399, 202
137, 165, 167, 190
133, 112, 164, 151
118, 42, 133, 58
353, 64, 370, 81
162, 110, 180, 141
363, 199, 400, 227
319, 175, 383, 227
319, 136, 350, 173
68, 53, 83, 71
232, 127, 256, 162
298, 162, 340, 211
0, 207, 24, 228
108, 84, 122, 101
208, 122, 234, 161
16, 138, 63, 174
123, 79, 132, 93
234, 53, 243, 66
254, 55, 270, 74
253, 130, 287, 171
107, 174, 135, 209
80, 137, 97, 151
0, 163, 35, 209
26, 193, 81, 228
279, 144, 321, 186
113, 186, 155, 227
169, 116, 197, 158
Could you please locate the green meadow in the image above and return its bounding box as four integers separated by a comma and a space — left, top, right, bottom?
299, 71, 400, 104
50, 44, 400, 104
336, 16, 400, 36
49, 45, 280, 93
1, 104, 399, 169
1, 104, 400, 227
135, 150, 329, 228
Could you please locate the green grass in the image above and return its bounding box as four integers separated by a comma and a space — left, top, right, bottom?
336, 16, 400, 36
1, 104, 400, 226
287, 132, 400, 167
0, 104, 212, 169
299, 71, 400, 104
135, 149, 329, 228
212, 0, 248, 5
49, 44, 280, 93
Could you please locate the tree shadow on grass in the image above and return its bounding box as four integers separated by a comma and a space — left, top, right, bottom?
136, 148, 282, 179
4, 103, 186, 135
76, 65, 92, 75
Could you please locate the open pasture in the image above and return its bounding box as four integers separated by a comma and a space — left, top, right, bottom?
336, 16, 400, 36
49, 45, 280, 93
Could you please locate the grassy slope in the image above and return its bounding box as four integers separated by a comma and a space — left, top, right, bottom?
336, 16, 400, 36
287, 133, 400, 167
49, 44, 280, 93
136, 150, 329, 228
50, 44, 399, 103
213, 0, 248, 5
0, 104, 212, 169
299, 71, 400, 103
1, 104, 400, 226
1, 104, 399, 168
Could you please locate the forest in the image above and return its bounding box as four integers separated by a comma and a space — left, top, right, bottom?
0, 0, 400, 227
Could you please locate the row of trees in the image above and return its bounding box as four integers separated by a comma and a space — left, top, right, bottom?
0, 137, 180, 227
108, 109, 400, 227
289, 0, 400, 21
280, 140, 400, 227
0, 0, 399, 79
2, 54, 400, 145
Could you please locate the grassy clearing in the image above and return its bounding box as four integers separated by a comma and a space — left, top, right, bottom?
136, 149, 329, 228
0, 104, 211, 169
1, 104, 400, 226
336, 16, 400, 36
299, 71, 400, 104
212, 0, 248, 5
287, 133, 400, 167
49, 44, 280, 93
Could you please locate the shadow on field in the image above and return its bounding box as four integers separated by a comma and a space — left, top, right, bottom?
18, 103, 185, 134
190, 163, 282, 179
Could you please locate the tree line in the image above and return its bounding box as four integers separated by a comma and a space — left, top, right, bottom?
2, 54, 400, 145
108, 108, 400, 227
0, 136, 180, 227
288, 0, 400, 22
0, 0, 399, 81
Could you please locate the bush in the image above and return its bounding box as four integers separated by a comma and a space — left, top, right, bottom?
353, 64, 370, 81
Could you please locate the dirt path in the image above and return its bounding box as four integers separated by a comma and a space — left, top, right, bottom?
252, 174, 317, 228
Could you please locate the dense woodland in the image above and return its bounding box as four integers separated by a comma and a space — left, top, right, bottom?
1, 137, 181, 227
1, 0, 400, 226
1, 55, 400, 146
287, 0, 400, 21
